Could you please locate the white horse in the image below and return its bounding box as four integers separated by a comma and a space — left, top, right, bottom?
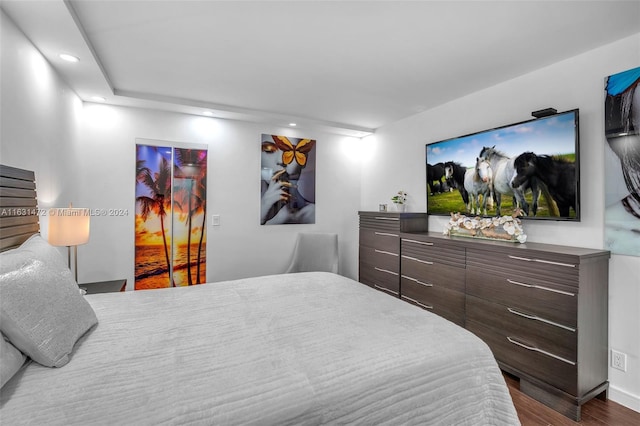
478, 146, 533, 216
463, 158, 493, 215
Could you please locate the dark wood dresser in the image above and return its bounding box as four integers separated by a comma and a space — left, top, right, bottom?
357, 212, 610, 421
358, 211, 428, 297
461, 236, 610, 421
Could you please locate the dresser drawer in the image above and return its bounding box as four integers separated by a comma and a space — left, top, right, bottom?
401, 257, 465, 293
401, 237, 465, 268
466, 268, 577, 328
359, 212, 428, 232
359, 263, 399, 296
401, 276, 465, 324
360, 245, 399, 272
401, 294, 464, 327
467, 248, 579, 288
360, 229, 400, 253
466, 295, 576, 363
467, 320, 577, 395
360, 215, 401, 233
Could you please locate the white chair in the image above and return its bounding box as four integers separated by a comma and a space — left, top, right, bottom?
285, 233, 339, 274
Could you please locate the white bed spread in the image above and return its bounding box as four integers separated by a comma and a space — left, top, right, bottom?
0, 272, 519, 425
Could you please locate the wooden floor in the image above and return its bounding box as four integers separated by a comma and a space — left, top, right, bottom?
505, 373, 640, 425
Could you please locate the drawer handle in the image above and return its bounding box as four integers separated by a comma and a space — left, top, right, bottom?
374, 267, 398, 276
375, 232, 399, 237
401, 255, 433, 265
508, 255, 576, 268
401, 275, 433, 287
374, 249, 399, 257
401, 295, 433, 310
401, 238, 434, 246
507, 307, 576, 332
374, 217, 400, 221
506, 279, 576, 297
506, 337, 576, 366
374, 285, 399, 296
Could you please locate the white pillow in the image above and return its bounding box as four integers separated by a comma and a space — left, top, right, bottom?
0, 247, 97, 367
1, 333, 27, 388
19, 233, 70, 274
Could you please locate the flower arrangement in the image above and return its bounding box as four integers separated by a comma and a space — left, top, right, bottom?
391, 190, 408, 204
443, 209, 527, 243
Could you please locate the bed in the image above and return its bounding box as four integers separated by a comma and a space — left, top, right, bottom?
0, 165, 520, 425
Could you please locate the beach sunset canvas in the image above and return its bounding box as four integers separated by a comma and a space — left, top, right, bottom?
172, 147, 207, 286
135, 144, 207, 290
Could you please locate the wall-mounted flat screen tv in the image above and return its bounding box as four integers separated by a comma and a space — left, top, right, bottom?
426, 109, 580, 221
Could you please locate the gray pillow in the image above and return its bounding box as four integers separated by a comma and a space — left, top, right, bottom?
0, 248, 98, 367
19, 233, 71, 275
1, 333, 27, 388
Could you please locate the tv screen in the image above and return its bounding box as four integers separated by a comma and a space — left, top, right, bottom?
426, 109, 580, 221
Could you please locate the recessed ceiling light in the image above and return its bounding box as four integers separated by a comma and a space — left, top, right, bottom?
91, 96, 106, 102
203, 111, 214, 116
59, 53, 79, 63
289, 123, 297, 127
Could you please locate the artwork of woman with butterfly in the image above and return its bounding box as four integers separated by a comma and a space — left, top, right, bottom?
261, 134, 316, 225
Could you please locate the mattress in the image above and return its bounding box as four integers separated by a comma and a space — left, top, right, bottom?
0, 272, 520, 425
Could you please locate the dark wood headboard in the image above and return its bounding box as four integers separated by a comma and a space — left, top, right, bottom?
0, 164, 40, 252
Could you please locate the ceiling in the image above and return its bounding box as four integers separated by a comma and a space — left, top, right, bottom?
2, 0, 639, 137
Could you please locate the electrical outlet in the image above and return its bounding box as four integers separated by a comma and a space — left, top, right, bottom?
611, 349, 627, 372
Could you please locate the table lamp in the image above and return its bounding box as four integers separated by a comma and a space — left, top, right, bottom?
48, 205, 90, 282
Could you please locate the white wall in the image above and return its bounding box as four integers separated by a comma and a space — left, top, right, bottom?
1, 8, 361, 285
77, 105, 362, 285
0, 10, 83, 237
361, 33, 640, 410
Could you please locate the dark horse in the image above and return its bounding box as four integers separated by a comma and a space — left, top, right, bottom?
443, 161, 470, 206
479, 146, 542, 216
512, 152, 576, 217
427, 162, 446, 195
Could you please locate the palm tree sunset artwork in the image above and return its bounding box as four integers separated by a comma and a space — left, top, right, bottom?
172, 148, 207, 286
135, 144, 207, 290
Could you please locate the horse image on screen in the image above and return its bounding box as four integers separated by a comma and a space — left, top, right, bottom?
426, 110, 579, 221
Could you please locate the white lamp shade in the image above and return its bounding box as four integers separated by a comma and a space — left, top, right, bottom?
48, 208, 90, 246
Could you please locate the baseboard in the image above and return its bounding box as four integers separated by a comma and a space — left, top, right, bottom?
610, 385, 640, 413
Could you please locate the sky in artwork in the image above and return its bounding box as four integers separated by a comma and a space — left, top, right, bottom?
426, 111, 577, 169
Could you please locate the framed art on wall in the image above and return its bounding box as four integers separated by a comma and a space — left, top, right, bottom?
604, 66, 640, 256
260, 134, 316, 225
135, 141, 208, 289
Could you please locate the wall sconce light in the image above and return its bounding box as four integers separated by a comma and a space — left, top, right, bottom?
48, 205, 90, 282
